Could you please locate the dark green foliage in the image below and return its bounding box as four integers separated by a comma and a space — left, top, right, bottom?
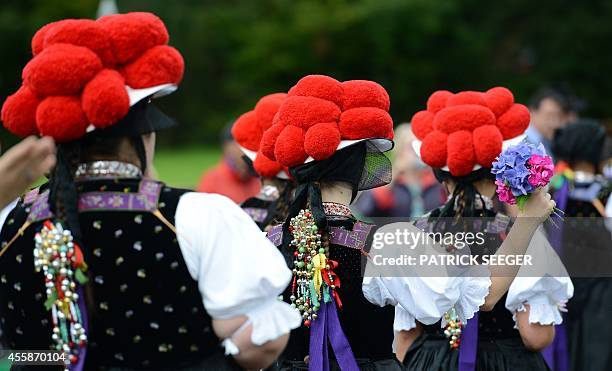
1, 0, 610, 147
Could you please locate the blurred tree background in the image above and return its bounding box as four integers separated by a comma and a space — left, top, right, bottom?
0, 0, 610, 184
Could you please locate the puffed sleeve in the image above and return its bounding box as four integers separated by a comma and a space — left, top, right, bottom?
505, 228, 574, 328
175, 192, 301, 346
364, 222, 490, 327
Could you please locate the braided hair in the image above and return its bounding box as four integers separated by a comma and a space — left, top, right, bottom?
431, 167, 496, 219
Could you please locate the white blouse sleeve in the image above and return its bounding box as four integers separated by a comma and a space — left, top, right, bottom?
393, 305, 416, 331
364, 222, 490, 327
506, 228, 574, 328
175, 192, 301, 346
0, 199, 18, 232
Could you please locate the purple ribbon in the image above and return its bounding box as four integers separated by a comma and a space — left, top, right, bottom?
541, 178, 569, 371
308, 299, 359, 371
458, 312, 478, 371
70, 286, 88, 371
541, 321, 569, 371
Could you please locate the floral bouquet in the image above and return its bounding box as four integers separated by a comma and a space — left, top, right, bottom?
491, 141, 562, 223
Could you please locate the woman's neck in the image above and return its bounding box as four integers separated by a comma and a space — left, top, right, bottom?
320, 181, 353, 205
447, 178, 496, 199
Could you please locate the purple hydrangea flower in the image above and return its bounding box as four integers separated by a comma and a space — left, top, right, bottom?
491, 140, 552, 205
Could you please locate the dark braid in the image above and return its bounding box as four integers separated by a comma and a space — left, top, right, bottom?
270, 180, 294, 227
431, 167, 495, 220
48, 142, 82, 242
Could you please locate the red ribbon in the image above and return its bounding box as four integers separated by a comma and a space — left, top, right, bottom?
322, 259, 343, 310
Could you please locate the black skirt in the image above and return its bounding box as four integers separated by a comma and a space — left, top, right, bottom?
567, 278, 612, 371
273, 357, 404, 371
403, 334, 549, 371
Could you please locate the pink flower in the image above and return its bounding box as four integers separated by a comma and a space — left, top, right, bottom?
495, 179, 516, 205
527, 154, 554, 187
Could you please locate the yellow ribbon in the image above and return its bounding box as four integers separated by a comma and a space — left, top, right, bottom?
312, 253, 326, 296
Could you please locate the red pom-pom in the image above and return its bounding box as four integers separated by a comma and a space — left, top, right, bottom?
338, 107, 393, 140
97, 12, 169, 64
254, 93, 287, 131
274, 125, 307, 167
253, 151, 283, 178
420, 130, 448, 168
496, 103, 530, 139
260, 123, 285, 160
483, 87, 514, 117
121, 45, 184, 88
288, 75, 344, 108
43, 19, 115, 66
304, 122, 341, 161
473, 125, 503, 167
276, 96, 341, 130
231, 111, 262, 151
342, 80, 390, 111
427, 90, 453, 113
36, 96, 88, 142
82, 69, 129, 128
445, 91, 486, 107
447, 130, 476, 176
433, 105, 496, 134
31, 21, 64, 56
25, 43, 103, 96
411, 110, 434, 140
1, 86, 41, 137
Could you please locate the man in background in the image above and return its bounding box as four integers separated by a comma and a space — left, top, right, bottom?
197, 122, 260, 203
526, 86, 580, 156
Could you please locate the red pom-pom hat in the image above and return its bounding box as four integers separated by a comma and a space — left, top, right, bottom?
410, 87, 529, 176
1, 12, 183, 142
262, 74, 394, 168
231, 93, 289, 179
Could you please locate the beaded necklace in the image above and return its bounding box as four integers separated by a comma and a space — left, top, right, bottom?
288, 209, 342, 327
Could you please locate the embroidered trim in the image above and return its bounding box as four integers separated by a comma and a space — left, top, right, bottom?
322, 202, 352, 217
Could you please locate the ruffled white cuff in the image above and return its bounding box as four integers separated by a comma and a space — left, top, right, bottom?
246, 299, 302, 345
453, 267, 491, 325
512, 301, 563, 329
393, 305, 417, 332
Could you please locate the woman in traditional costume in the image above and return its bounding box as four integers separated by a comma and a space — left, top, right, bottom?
0, 13, 300, 370
396, 88, 573, 371
232, 93, 295, 231
550, 120, 611, 371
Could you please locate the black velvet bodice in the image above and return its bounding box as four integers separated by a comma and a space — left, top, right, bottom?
0, 179, 221, 370
279, 217, 396, 362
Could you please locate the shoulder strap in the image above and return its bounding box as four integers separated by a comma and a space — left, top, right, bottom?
27, 179, 165, 224
267, 221, 374, 251
242, 207, 269, 223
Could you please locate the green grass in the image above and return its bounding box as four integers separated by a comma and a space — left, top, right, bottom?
154, 146, 221, 189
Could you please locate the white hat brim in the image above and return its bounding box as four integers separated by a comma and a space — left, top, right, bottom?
304, 137, 394, 163
237, 145, 289, 179
86, 84, 179, 133
126, 84, 178, 106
